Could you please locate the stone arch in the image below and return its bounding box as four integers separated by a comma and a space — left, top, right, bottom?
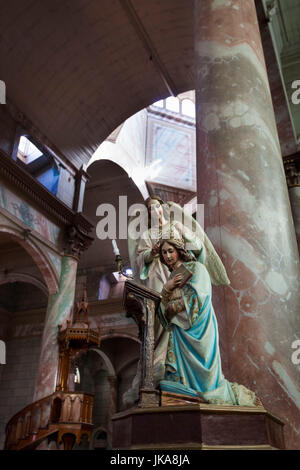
87, 151, 148, 200
0, 272, 48, 296
101, 333, 140, 344
0, 226, 59, 294
89, 348, 116, 377
79, 159, 145, 283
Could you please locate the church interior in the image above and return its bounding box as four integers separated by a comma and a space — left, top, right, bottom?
0, 0, 300, 451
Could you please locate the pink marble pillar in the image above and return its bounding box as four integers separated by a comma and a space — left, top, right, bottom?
33, 255, 78, 401
194, 0, 300, 449
107, 375, 118, 443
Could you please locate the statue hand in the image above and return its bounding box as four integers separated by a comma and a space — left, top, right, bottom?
165, 273, 183, 291
151, 242, 160, 255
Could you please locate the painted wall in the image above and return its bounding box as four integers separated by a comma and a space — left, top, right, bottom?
0, 329, 44, 449
146, 115, 196, 191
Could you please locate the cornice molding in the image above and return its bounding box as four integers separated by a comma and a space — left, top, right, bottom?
63, 224, 94, 259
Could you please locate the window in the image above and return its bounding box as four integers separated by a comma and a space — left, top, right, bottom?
182, 99, 195, 118
165, 96, 180, 113
16, 134, 59, 196
150, 93, 196, 119
153, 99, 164, 108
17, 136, 43, 164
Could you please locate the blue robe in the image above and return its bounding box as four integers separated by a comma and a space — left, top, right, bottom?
158, 261, 256, 406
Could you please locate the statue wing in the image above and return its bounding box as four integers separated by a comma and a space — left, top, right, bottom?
166, 201, 230, 286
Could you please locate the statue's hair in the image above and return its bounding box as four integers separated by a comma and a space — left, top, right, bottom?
159, 238, 195, 269
145, 194, 165, 207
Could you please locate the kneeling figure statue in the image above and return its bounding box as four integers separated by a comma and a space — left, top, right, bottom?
156, 237, 259, 406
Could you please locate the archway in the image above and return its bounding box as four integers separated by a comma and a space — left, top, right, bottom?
0, 280, 48, 449
77, 159, 145, 303
0, 231, 50, 449
0, 272, 48, 296
0, 228, 59, 294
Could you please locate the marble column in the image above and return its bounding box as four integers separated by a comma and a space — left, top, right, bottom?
194, 0, 300, 449
107, 375, 117, 443
33, 255, 78, 401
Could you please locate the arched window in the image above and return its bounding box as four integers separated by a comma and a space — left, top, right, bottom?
165, 96, 180, 113
181, 99, 195, 118
153, 99, 164, 108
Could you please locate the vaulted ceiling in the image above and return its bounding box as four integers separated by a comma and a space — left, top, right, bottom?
1, 0, 299, 171
0, 0, 194, 168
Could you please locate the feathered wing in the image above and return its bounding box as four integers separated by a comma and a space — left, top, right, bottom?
127, 200, 230, 286
167, 201, 230, 286
202, 232, 230, 286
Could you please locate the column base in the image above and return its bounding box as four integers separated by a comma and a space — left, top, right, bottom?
138, 388, 160, 408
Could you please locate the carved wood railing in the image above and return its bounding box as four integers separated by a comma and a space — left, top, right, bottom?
5, 391, 94, 450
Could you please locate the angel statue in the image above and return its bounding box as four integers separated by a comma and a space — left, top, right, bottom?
123, 196, 259, 407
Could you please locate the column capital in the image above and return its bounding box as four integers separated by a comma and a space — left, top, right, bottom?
63, 224, 94, 259
107, 375, 118, 386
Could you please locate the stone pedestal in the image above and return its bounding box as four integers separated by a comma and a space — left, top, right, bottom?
111, 403, 285, 450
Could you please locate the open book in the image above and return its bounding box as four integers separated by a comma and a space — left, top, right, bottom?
170, 264, 193, 288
